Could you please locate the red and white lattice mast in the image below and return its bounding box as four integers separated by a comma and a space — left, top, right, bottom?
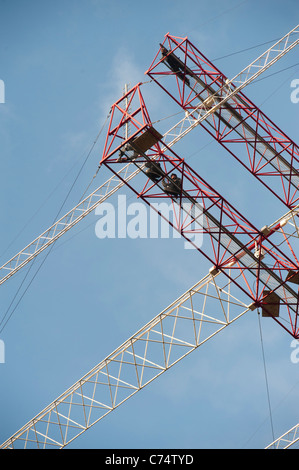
1, 25, 299, 449
100, 82, 299, 338
145, 29, 299, 209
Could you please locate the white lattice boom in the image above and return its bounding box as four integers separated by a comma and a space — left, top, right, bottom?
1, 205, 298, 449
1, 270, 249, 448
1, 25, 298, 288
1, 24, 299, 450
266, 422, 299, 449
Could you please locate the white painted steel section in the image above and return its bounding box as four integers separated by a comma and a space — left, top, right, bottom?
0, 24, 298, 286
0, 270, 249, 448
266, 422, 299, 449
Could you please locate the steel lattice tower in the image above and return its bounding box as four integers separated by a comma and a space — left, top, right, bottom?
1, 25, 299, 449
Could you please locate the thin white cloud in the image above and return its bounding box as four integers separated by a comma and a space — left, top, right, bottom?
99, 46, 144, 121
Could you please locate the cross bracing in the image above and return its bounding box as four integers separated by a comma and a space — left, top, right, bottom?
1, 24, 299, 450
147, 27, 299, 209
266, 422, 299, 449
1, 25, 298, 288
0, 270, 249, 449
1, 204, 298, 449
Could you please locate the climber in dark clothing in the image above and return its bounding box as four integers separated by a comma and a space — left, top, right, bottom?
162, 173, 181, 197
117, 143, 139, 162
144, 160, 163, 182
160, 44, 190, 86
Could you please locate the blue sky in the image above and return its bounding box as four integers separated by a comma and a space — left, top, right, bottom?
0, 0, 299, 450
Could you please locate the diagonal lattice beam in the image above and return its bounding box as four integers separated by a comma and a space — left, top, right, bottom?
266, 422, 299, 449
1, 26, 298, 288
0, 270, 249, 449
146, 27, 299, 209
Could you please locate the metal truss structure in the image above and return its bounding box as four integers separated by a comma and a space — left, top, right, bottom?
100, 84, 299, 338
0, 162, 137, 286
266, 422, 299, 449
1, 204, 298, 449
0, 270, 249, 448
146, 27, 299, 210
1, 24, 299, 449
1, 26, 298, 288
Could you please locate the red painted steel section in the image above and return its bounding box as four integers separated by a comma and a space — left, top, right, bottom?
146, 34, 299, 210
102, 83, 152, 163
100, 85, 299, 338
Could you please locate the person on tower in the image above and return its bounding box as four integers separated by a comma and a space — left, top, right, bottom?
160, 44, 190, 86
144, 160, 163, 182
162, 173, 181, 197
